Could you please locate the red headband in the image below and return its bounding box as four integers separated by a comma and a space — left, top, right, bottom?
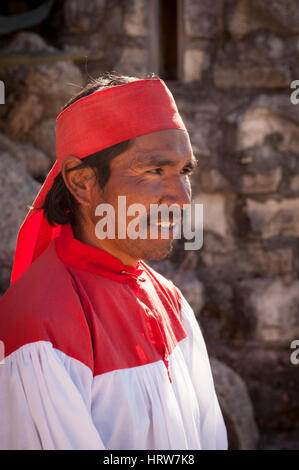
10, 78, 187, 285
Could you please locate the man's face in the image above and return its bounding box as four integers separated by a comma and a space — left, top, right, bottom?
91, 129, 196, 264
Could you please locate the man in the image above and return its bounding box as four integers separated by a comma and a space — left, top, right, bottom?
0, 73, 228, 450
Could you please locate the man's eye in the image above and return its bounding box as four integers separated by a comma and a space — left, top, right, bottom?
146, 167, 194, 176
146, 168, 163, 175
181, 167, 194, 175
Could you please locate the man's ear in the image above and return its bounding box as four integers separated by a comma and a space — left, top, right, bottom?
61, 157, 98, 206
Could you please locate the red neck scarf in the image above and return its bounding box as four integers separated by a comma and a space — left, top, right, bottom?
10, 79, 186, 285
56, 223, 145, 282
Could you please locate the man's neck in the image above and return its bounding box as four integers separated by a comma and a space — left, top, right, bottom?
72, 221, 139, 267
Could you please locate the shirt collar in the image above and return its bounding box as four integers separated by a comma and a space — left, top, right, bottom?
55, 223, 145, 282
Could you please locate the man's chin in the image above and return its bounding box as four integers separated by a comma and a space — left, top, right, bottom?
113, 238, 174, 263
141, 241, 174, 261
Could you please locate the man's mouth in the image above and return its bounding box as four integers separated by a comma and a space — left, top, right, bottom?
144, 211, 182, 237
147, 219, 181, 238
152, 221, 176, 228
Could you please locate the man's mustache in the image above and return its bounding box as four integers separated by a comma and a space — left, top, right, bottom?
142, 208, 185, 226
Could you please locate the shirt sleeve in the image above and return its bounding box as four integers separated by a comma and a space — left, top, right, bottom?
179, 293, 228, 450
0, 340, 105, 450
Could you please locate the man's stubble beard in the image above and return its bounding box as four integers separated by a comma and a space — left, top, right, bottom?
116, 237, 175, 262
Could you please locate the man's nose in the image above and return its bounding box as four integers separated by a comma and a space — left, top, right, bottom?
160, 175, 191, 207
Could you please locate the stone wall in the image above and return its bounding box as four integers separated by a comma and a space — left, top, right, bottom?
172, 0, 299, 449
0, 0, 299, 449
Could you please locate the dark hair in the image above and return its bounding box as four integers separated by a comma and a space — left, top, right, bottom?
39, 72, 158, 228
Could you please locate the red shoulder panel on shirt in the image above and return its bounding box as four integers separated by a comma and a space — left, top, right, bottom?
0, 241, 94, 372
0, 241, 187, 378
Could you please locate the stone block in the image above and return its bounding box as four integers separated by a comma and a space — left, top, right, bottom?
184, 0, 222, 39
3, 32, 84, 138
213, 64, 290, 89
61, 34, 106, 62
114, 46, 149, 76
290, 174, 299, 192
193, 193, 230, 239
240, 169, 282, 194
210, 357, 259, 449
256, 0, 299, 34
29, 118, 56, 162
228, 0, 297, 40
0, 132, 50, 179
0, 153, 41, 274
25, 61, 84, 119
237, 107, 299, 155
237, 278, 299, 342
227, 94, 299, 127
199, 168, 230, 192
124, 0, 146, 37
64, 0, 106, 34
183, 49, 208, 83
5, 94, 43, 139
201, 236, 293, 280
245, 198, 299, 239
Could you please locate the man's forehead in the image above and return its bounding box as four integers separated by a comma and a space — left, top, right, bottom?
130, 150, 197, 168
109, 130, 196, 172
134, 128, 190, 146
129, 130, 193, 161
